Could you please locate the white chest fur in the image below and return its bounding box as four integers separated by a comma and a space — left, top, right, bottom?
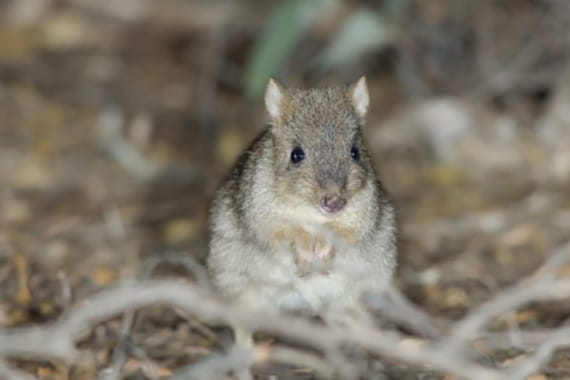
250, 235, 374, 316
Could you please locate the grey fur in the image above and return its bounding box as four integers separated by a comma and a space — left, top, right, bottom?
208, 80, 397, 320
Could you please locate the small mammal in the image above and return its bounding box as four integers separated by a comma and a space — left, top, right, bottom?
208, 77, 396, 331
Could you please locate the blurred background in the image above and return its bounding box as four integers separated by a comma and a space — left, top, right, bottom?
1, 0, 570, 377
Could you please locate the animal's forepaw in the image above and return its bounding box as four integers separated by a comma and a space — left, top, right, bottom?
313, 234, 335, 274
293, 228, 315, 277
293, 230, 335, 276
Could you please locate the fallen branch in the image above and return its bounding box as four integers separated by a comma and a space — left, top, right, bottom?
0, 242, 569, 379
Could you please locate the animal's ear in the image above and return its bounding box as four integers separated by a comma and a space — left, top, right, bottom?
348, 76, 369, 119
264, 78, 286, 121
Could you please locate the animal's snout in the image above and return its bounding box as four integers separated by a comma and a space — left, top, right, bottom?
317, 169, 347, 214
321, 196, 346, 213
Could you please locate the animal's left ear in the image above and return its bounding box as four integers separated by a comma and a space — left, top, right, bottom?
348, 76, 369, 119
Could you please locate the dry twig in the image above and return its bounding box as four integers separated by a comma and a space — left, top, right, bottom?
0, 243, 569, 379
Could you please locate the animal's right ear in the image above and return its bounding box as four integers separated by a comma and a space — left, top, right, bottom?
264, 78, 285, 121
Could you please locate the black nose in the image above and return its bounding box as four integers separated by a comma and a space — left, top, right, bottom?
321, 196, 346, 213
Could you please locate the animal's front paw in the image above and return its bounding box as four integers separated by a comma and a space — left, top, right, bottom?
293, 228, 315, 277
313, 234, 335, 274
292, 229, 335, 276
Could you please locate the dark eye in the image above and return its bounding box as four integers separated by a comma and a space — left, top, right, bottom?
350, 146, 360, 161
290, 146, 305, 164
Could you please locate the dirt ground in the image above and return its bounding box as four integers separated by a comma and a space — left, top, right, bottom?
1, 1, 570, 379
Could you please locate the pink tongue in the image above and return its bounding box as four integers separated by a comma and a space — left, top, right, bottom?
322, 197, 346, 213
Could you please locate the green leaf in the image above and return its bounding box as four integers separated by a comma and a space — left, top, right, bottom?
245, 0, 333, 98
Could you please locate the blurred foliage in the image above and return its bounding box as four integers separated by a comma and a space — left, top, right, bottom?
245, 0, 337, 98
245, 0, 408, 97
245, 0, 569, 100
316, 9, 396, 71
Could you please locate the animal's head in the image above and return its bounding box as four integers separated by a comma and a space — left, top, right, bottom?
265, 77, 374, 216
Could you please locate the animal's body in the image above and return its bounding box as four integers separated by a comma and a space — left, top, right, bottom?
208, 77, 396, 322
